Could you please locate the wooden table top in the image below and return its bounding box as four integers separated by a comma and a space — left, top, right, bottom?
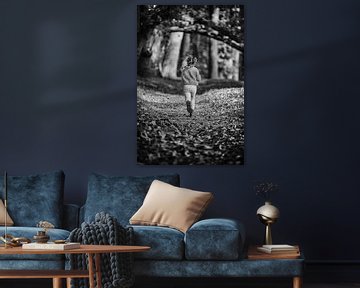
0, 245, 150, 255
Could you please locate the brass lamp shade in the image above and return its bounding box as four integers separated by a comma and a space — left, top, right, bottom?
256, 201, 280, 245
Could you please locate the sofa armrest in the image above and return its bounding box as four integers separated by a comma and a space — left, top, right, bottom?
184, 218, 245, 260
63, 204, 80, 231
79, 205, 85, 224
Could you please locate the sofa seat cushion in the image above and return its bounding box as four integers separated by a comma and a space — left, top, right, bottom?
184, 218, 245, 260
0, 260, 64, 270
0, 227, 70, 261
84, 174, 180, 226
134, 258, 304, 277
0, 170, 65, 227
130, 225, 184, 260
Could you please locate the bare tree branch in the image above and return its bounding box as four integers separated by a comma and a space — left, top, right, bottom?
169, 26, 244, 52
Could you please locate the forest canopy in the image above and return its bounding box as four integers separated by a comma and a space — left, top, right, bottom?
137, 5, 244, 81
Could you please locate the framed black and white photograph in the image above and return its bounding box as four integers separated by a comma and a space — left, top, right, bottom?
137, 5, 245, 165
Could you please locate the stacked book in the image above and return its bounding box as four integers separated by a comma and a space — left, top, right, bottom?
257, 244, 299, 255
22, 242, 80, 250
248, 244, 300, 260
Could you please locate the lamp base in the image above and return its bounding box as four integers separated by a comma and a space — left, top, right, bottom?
265, 223, 272, 245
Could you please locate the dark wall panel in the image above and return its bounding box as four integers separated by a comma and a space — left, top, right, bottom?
0, 0, 360, 261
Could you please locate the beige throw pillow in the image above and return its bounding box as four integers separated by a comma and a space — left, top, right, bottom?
130, 180, 213, 233
0, 199, 14, 226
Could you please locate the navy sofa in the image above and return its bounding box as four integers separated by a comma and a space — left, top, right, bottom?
81, 173, 304, 283
0, 171, 79, 270
0, 171, 303, 287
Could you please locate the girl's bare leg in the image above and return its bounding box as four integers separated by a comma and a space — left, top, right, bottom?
190, 87, 197, 116
184, 91, 192, 114
191, 93, 196, 113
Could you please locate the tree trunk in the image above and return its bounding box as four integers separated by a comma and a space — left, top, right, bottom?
238, 51, 244, 82
137, 29, 164, 77
161, 31, 184, 79
233, 49, 240, 81
193, 34, 209, 79
137, 30, 152, 77
209, 6, 219, 79
150, 28, 164, 76
178, 33, 191, 72
181, 33, 191, 59
193, 33, 201, 59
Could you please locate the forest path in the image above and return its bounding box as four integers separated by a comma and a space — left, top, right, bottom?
137, 84, 244, 165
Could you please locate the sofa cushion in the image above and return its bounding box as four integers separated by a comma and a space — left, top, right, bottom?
84, 173, 180, 225
0, 199, 14, 226
0, 260, 65, 270
130, 225, 184, 260
0, 171, 65, 227
0, 227, 70, 261
184, 218, 245, 260
130, 180, 213, 233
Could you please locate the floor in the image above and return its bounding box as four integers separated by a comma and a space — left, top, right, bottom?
143, 284, 360, 288
2, 279, 360, 288
303, 283, 360, 288
133, 278, 360, 288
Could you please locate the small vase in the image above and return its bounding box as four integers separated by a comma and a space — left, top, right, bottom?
33, 230, 50, 243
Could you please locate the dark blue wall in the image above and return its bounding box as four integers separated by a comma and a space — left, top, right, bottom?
1, 0, 360, 262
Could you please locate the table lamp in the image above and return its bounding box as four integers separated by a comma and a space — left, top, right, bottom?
256, 201, 280, 245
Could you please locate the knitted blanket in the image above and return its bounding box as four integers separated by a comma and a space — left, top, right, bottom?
68, 212, 134, 288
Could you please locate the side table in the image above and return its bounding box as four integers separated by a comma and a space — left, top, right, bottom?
247, 245, 304, 288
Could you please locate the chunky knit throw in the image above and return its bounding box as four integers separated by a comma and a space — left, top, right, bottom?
68, 212, 134, 288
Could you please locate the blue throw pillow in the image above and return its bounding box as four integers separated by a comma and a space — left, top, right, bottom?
84, 173, 180, 225
0, 170, 65, 227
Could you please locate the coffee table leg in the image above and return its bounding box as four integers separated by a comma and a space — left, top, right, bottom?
95, 253, 102, 288
66, 277, 72, 288
52, 278, 62, 288
293, 276, 302, 288
88, 253, 95, 288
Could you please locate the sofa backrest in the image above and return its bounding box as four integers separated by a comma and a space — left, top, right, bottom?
82, 173, 180, 226
63, 203, 80, 231
0, 170, 65, 228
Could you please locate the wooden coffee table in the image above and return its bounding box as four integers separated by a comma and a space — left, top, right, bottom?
0, 244, 150, 288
